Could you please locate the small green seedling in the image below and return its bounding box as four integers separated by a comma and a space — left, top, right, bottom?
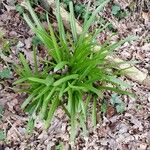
0, 68, 12, 79
112, 4, 128, 20
26, 117, 34, 134
110, 94, 125, 113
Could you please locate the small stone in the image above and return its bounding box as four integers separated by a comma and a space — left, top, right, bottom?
44, 139, 49, 145
134, 134, 139, 140
17, 41, 24, 48
46, 142, 55, 150
9, 31, 17, 36
124, 135, 135, 143
100, 139, 108, 146
145, 58, 150, 62
0, 84, 3, 90
38, 131, 48, 140
148, 94, 150, 102
61, 123, 67, 132
117, 123, 128, 134
25, 38, 32, 49
122, 51, 131, 59
18, 127, 26, 135
116, 134, 125, 142
28, 29, 34, 36
139, 144, 147, 150
124, 113, 132, 117
34, 118, 44, 129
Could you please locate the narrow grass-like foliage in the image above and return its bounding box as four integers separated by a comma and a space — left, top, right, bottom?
14, 0, 135, 141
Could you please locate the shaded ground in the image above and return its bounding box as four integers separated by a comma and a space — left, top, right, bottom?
0, 0, 150, 149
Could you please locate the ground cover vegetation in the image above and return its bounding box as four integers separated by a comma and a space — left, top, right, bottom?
14, 0, 135, 141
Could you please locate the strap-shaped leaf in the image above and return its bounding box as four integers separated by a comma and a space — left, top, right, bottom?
21, 94, 34, 110
56, 0, 67, 44
21, 86, 42, 109
54, 61, 69, 72
34, 86, 50, 100
13, 78, 27, 85
47, 13, 61, 62
33, 45, 38, 75
53, 74, 78, 86
79, 0, 110, 43
41, 87, 56, 119
19, 53, 32, 76
69, 1, 77, 42
28, 77, 47, 85
99, 86, 135, 97
106, 76, 131, 88
45, 97, 60, 129
26, 0, 43, 30
92, 97, 97, 126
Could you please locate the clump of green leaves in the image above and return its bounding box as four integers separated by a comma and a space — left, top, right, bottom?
0, 31, 11, 56
101, 94, 125, 114
26, 117, 34, 134
74, 3, 86, 16
110, 94, 125, 113
0, 68, 11, 79
112, 4, 121, 15
0, 130, 6, 141
16, 4, 24, 15
62, 0, 71, 7
14, 0, 134, 141
111, 4, 129, 20
62, 0, 87, 19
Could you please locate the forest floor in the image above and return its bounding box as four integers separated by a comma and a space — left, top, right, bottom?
0, 0, 150, 149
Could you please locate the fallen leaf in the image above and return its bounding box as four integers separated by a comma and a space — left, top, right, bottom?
25, 37, 32, 49
142, 11, 150, 25
107, 106, 116, 118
